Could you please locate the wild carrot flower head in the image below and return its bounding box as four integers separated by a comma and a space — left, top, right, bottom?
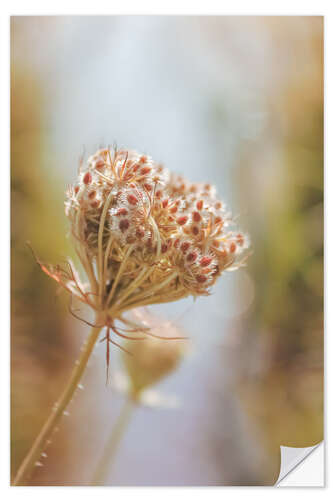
61, 147, 249, 315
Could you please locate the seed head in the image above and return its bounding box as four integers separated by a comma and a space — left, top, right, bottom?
62, 147, 250, 313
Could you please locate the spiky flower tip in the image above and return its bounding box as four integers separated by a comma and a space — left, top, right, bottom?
38, 147, 249, 352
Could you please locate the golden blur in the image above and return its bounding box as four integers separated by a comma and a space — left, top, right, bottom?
233, 17, 323, 483
11, 67, 72, 481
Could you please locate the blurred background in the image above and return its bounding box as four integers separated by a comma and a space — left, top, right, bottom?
11, 16, 323, 486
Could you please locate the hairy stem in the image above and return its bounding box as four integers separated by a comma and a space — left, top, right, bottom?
13, 323, 103, 486
91, 397, 135, 485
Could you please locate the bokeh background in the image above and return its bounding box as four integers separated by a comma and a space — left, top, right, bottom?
11, 16, 323, 486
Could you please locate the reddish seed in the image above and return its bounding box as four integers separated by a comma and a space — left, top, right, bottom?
141, 166, 151, 175
189, 185, 197, 193
95, 159, 104, 170
215, 216, 223, 225
127, 194, 138, 205
140, 155, 147, 163
196, 200, 204, 211
192, 211, 201, 222
200, 256, 212, 267
133, 164, 140, 172
196, 274, 207, 283
136, 226, 145, 239
117, 208, 128, 216
88, 190, 96, 200
161, 243, 168, 253
83, 172, 92, 185
174, 239, 180, 249
74, 185, 80, 195
119, 219, 130, 233
170, 206, 178, 214
215, 201, 222, 209
181, 242, 190, 253
192, 225, 199, 236
230, 242, 237, 253
162, 199, 169, 209
144, 183, 152, 191
177, 216, 188, 226
187, 252, 197, 263
237, 234, 244, 246
155, 190, 162, 198
204, 184, 211, 191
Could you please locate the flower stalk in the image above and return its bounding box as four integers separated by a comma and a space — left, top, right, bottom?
13, 323, 103, 486
91, 398, 135, 486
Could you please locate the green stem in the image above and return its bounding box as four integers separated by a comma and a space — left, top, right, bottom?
91, 397, 135, 486
13, 323, 103, 486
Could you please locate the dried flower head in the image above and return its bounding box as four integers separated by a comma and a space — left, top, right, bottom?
38, 147, 249, 362
121, 310, 187, 398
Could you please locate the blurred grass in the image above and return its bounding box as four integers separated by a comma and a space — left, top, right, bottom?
10, 58, 73, 481
233, 18, 323, 484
